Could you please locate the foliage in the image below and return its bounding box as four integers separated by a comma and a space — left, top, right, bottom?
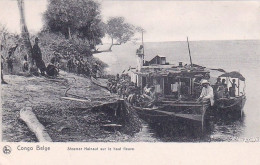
135, 26, 146, 33
0, 24, 26, 74
106, 17, 135, 45
0, 24, 20, 55
37, 31, 108, 74
43, 0, 105, 46
38, 31, 91, 60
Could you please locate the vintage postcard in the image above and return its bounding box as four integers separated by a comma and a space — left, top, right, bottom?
0, 0, 260, 164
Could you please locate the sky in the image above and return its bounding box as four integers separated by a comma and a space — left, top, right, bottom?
0, 0, 259, 42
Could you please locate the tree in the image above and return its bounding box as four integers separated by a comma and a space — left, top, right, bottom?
0, 24, 8, 51
17, 0, 34, 73
106, 17, 135, 51
43, 0, 105, 45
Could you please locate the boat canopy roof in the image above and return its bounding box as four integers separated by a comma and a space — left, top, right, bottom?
219, 71, 245, 81
134, 66, 209, 78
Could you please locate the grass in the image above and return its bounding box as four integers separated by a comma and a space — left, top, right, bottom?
1, 71, 142, 142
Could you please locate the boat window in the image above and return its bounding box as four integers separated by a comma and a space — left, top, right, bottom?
180, 78, 190, 96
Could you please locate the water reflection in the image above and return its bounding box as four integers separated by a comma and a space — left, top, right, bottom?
209, 113, 246, 142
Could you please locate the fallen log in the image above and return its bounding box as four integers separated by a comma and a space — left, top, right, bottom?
20, 107, 52, 142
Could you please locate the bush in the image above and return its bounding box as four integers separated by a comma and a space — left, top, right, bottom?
38, 31, 108, 76
0, 31, 25, 75
1, 28, 108, 77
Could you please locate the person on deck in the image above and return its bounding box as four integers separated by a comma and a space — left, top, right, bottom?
146, 86, 157, 107
229, 79, 238, 97
214, 77, 223, 98
197, 79, 214, 106
32, 37, 46, 76
136, 45, 144, 55
143, 84, 150, 95
215, 77, 222, 87
221, 79, 227, 88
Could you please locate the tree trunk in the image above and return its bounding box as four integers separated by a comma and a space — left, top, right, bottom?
17, 0, 33, 72
109, 38, 114, 51
92, 38, 118, 54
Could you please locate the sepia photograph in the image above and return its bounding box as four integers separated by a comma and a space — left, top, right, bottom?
0, 0, 259, 144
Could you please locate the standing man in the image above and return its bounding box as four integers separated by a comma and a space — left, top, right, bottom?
197, 79, 214, 106
1, 44, 7, 84
92, 63, 98, 78
136, 45, 144, 55
6, 51, 14, 74
32, 37, 46, 76
229, 79, 238, 97
1, 55, 7, 84
221, 79, 227, 88
22, 55, 29, 72
215, 77, 222, 88
67, 56, 74, 72
5, 43, 18, 74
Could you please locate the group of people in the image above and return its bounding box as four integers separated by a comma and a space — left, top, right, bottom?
0, 37, 61, 84
30, 37, 62, 77
107, 74, 158, 108
105, 72, 240, 108
1, 35, 103, 85
196, 77, 239, 106
214, 77, 238, 98
107, 74, 138, 96
67, 55, 99, 78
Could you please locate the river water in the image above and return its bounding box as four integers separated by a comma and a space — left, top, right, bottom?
95, 40, 260, 142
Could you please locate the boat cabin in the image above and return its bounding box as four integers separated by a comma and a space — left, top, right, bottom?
147, 55, 167, 65
131, 55, 210, 100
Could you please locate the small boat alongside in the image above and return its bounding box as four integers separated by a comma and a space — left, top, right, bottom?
213, 71, 246, 117
216, 96, 246, 110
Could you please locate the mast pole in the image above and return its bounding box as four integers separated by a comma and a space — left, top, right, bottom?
187, 37, 193, 67
142, 31, 144, 64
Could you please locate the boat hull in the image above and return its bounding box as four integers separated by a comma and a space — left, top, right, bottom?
125, 101, 210, 131
214, 95, 246, 117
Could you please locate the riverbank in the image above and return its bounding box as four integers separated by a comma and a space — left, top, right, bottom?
1, 71, 156, 142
